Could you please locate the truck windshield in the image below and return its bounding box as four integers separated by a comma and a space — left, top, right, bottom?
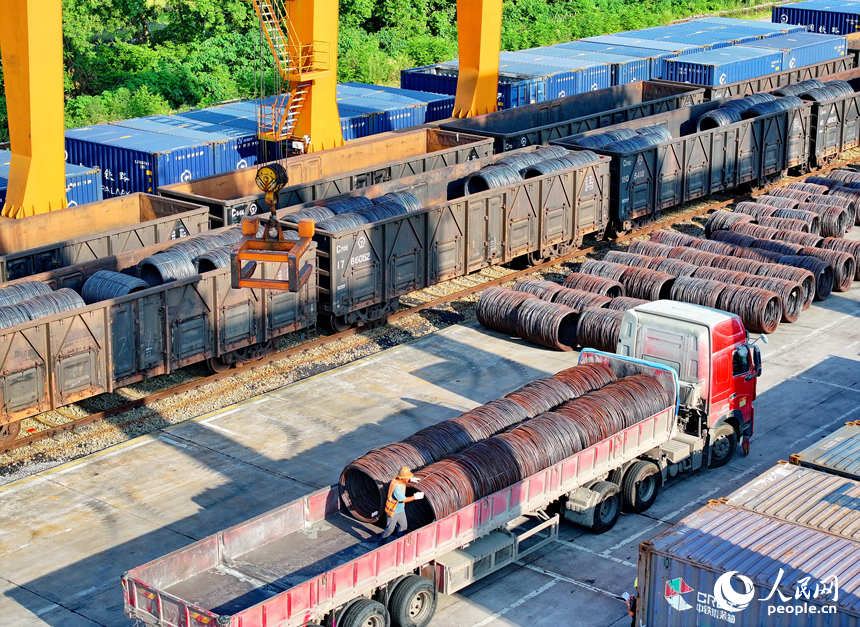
732, 345, 751, 377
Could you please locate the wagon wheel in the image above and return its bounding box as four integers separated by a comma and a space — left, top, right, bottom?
0, 422, 21, 447
527, 251, 548, 267
206, 357, 233, 374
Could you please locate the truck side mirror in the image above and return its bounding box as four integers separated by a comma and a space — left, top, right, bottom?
746, 345, 762, 380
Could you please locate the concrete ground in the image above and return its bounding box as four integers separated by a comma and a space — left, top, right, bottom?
1, 251, 860, 627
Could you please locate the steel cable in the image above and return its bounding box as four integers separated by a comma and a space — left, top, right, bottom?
697, 108, 742, 131
325, 196, 375, 215
287, 206, 337, 223
773, 230, 824, 247
373, 191, 423, 213
317, 213, 370, 232
0, 304, 30, 330
710, 255, 764, 274
194, 246, 232, 273
16, 288, 86, 321
752, 239, 805, 256
771, 208, 821, 234
689, 238, 739, 255
576, 308, 624, 352
572, 128, 638, 149
772, 79, 825, 97
799, 204, 848, 237
464, 164, 523, 194
604, 250, 654, 268
799, 247, 855, 292
733, 246, 784, 263
755, 262, 816, 310
716, 284, 782, 334
805, 195, 856, 229
768, 187, 813, 201
754, 196, 801, 209
563, 273, 624, 297
667, 246, 721, 266
787, 182, 830, 195
82, 270, 150, 304
511, 278, 566, 301
693, 266, 748, 284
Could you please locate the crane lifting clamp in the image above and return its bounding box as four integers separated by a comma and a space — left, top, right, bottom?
230, 163, 316, 292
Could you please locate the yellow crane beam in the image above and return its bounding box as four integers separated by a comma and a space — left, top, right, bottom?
0, 0, 68, 218
453, 0, 503, 118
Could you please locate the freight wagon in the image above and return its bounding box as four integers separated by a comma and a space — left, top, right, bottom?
439, 82, 706, 153
0, 229, 317, 444
279, 147, 611, 329
158, 129, 493, 226
122, 304, 762, 627
0, 194, 210, 283
552, 98, 813, 235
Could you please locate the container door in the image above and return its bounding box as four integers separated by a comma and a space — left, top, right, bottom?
0, 326, 49, 423
427, 203, 466, 283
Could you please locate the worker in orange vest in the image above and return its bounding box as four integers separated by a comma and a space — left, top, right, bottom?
379, 466, 424, 546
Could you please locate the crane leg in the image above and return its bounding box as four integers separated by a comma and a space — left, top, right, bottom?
0, 0, 67, 218
453, 0, 503, 119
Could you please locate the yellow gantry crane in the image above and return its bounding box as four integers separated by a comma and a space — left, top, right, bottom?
0, 0, 68, 218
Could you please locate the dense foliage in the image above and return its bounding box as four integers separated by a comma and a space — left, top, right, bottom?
0, 0, 761, 141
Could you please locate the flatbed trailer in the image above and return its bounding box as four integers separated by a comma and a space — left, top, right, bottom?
122, 351, 679, 627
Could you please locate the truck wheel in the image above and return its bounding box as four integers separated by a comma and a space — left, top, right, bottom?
709, 424, 738, 469
388, 575, 437, 627
340, 598, 390, 627
622, 461, 660, 513
590, 481, 622, 534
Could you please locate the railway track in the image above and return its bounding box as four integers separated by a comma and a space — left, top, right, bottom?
2, 156, 858, 461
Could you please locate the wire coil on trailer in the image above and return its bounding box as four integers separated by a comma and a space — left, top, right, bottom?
704, 210, 753, 236
773, 230, 824, 248
606, 296, 650, 311
777, 255, 833, 301
821, 237, 860, 280
514, 298, 579, 351
576, 308, 624, 353
741, 275, 802, 323
619, 267, 675, 300
757, 216, 810, 233
669, 276, 727, 308
563, 273, 624, 297
716, 284, 782, 334
0, 281, 53, 307
650, 230, 697, 247
798, 247, 855, 292
138, 250, 197, 286
476, 286, 538, 336
82, 271, 150, 304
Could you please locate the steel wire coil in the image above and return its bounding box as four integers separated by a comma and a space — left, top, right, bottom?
464, 164, 523, 194
773, 230, 824, 247
373, 191, 422, 213
620, 266, 675, 300
514, 298, 579, 350
669, 276, 728, 308
741, 96, 804, 119
754, 195, 801, 209
705, 210, 753, 236
563, 273, 624, 297
512, 278, 566, 301
341, 362, 616, 523
771, 208, 821, 234
650, 230, 697, 247
719, 93, 776, 114
138, 250, 197, 286
732, 222, 779, 240
693, 266, 748, 284
604, 251, 654, 268
560, 150, 603, 167
740, 275, 802, 323
734, 246, 784, 263
522, 155, 590, 178
768, 188, 812, 201
711, 230, 758, 248
476, 286, 538, 335
798, 81, 854, 101
752, 238, 805, 256
828, 184, 860, 225
733, 202, 779, 219
572, 128, 638, 149
710, 255, 764, 274
533, 146, 571, 161
359, 202, 409, 222
826, 169, 860, 183
809, 204, 848, 237
806, 194, 856, 228
287, 206, 337, 223
772, 79, 825, 97
628, 240, 673, 257
325, 196, 375, 215
580, 259, 629, 281
606, 296, 650, 311
636, 126, 673, 141
777, 255, 833, 301
551, 287, 612, 311
804, 175, 847, 188
689, 238, 738, 255
212, 228, 243, 246
194, 246, 232, 273
0, 281, 53, 308
602, 134, 665, 152
755, 262, 816, 310
165, 233, 224, 261
757, 216, 810, 233
283, 230, 301, 240
697, 108, 742, 131
16, 288, 86, 321
716, 284, 782, 334
576, 308, 624, 352
82, 270, 149, 304
0, 304, 30, 330
787, 182, 829, 195
495, 151, 544, 171
649, 257, 698, 277
799, 247, 855, 292
821, 237, 860, 280
667, 246, 721, 266
317, 213, 370, 232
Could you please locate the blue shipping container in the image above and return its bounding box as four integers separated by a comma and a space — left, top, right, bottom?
65, 125, 214, 198
0, 150, 103, 208
690, 16, 806, 35
525, 46, 652, 84
340, 83, 456, 122
745, 31, 847, 69
773, 1, 860, 35
553, 41, 680, 79
616, 27, 739, 50
662, 46, 784, 86
401, 64, 547, 109
499, 52, 612, 95
580, 36, 704, 77
110, 116, 260, 173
